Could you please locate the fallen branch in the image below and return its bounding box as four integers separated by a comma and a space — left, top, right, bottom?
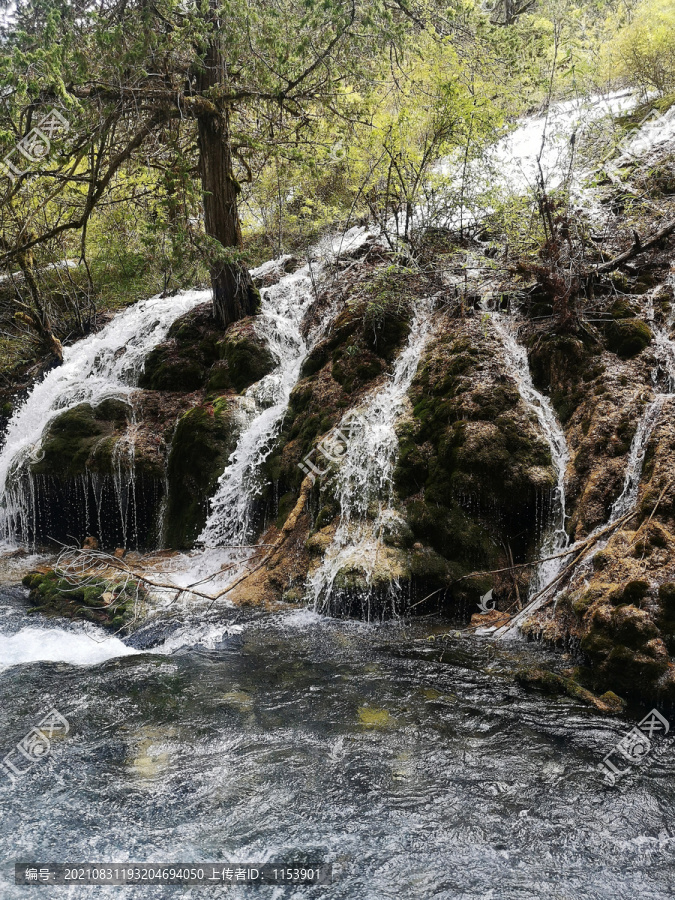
588, 217, 675, 275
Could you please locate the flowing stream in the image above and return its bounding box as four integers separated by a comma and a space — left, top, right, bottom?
1, 597, 674, 899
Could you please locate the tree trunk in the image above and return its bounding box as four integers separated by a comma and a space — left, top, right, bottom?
196, 39, 258, 328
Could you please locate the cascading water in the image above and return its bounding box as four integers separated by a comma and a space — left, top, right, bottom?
499, 279, 675, 634
487, 310, 570, 596
307, 298, 435, 617
576, 282, 675, 563
0, 290, 209, 549
197, 226, 372, 548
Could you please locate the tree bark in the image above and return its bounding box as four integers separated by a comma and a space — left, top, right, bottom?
196, 38, 258, 328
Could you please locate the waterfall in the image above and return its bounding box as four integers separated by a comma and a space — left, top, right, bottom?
487, 311, 570, 596
307, 297, 435, 616
588, 287, 675, 541
0, 290, 209, 548
197, 226, 372, 548
496, 283, 675, 638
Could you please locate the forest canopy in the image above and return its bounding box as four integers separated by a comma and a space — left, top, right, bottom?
0, 0, 672, 363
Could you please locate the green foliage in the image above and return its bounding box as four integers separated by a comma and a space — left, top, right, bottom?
608, 0, 675, 95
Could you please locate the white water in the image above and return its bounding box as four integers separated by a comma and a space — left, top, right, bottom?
307, 298, 435, 615
0, 290, 209, 547
197, 226, 372, 548
0, 625, 139, 671
488, 312, 570, 599
433, 90, 638, 232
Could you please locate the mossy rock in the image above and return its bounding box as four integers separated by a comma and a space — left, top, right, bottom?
213, 318, 276, 393
163, 397, 241, 548
610, 298, 637, 319
139, 303, 221, 392
22, 569, 138, 630
572, 589, 597, 618
581, 600, 669, 697
29, 402, 125, 477
605, 319, 652, 359
140, 352, 207, 391
658, 582, 675, 613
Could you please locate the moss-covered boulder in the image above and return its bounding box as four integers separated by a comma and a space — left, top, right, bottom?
163, 396, 242, 548
388, 320, 556, 605
139, 304, 275, 395
580, 600, 670, 698
605, 318, 653, 359
210, 319, 276, 393
29, 400, 128, 478
22, 569, 141, 631
139, 304, 220, 391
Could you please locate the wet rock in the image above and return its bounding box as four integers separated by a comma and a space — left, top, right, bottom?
211, 318, 275, 393
22, 568, 141, 631
163, 396, 243, 549
515, 666, 626, 713
605, 318, 653, 359
139, 304, 275, 396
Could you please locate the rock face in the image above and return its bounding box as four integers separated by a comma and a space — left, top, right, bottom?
393, 318, 555, 604
519, 237, 675, 702
12, 303, 275, 550
17, 397, 170, 548
6, 132, 675, 705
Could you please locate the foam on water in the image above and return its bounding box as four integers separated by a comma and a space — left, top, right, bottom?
0, 625, 138, 671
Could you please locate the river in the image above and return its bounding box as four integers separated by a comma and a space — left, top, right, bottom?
1, 588, 674, 898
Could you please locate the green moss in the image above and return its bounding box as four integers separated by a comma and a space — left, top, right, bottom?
214, 319, 275, 393
315, 501, 339, 529
30, 403, 106, 477
605, 319, 653, 359
658, 582, 675, 612
22, 569, 138, 630
622, 579, 650, 603
581, 599, 669, 698
164, 398, 240, 548
572, 590, 597, 617
610, 298, 637, 319
141, 352, 207, 391
276, 492, 297, 529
